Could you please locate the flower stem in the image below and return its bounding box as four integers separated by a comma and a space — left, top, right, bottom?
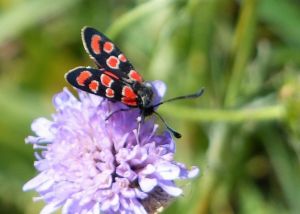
159, 104, 285, 123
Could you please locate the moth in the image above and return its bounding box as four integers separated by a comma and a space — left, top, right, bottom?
65, 27, 204, 138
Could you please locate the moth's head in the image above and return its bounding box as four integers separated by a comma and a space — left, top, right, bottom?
137, 82, 154, 109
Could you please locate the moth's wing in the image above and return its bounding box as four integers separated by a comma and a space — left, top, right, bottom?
65, 66, 139, 107
81, 27, 143, 83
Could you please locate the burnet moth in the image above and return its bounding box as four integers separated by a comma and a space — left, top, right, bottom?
65, 27, 204, 138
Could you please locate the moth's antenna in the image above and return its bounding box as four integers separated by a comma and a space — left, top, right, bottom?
152, 88, 205, 108
153, 111, 182, 139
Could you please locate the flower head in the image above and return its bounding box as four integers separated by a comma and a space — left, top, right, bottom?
23, 81, 199, 214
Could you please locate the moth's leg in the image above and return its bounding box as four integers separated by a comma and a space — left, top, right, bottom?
105, 108, 131, 121
137, 110, 146, 140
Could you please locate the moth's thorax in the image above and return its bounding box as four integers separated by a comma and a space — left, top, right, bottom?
133, 82, 154, 109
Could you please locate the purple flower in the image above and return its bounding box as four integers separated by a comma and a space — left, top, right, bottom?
23, 81, 199, 214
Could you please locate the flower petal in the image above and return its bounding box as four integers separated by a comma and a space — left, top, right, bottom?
177, 163, 200, 179
40, 200, 63, 214
116, 163, 137, 181
150, 80, 167, 105
134, 188, 148, 199
62, 199, 74, 214
52, 88, 78, 110
139, 177, 157, 192
140, 164, 155, 175
31, 117, 54, 140
186, 166, 200, 178
94, 172, 112, 189
36, 180, 55, 192
130, 199, 148, 214
156, 162, 180, 180
23, 172, 50, 191
91, 202, 100, 214
159, 181, 182, 197
121, 188, 136, 198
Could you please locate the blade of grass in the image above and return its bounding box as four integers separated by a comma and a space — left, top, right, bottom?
106, 0, 174, 38
261, 127, 300, 213
225, 0, 258, 107
259, 0, 300, 46
0, 0, 80, 44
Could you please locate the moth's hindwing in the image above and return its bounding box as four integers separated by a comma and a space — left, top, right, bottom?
65, 67, 139, 107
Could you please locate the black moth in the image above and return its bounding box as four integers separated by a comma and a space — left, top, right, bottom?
65, 27, 204, 138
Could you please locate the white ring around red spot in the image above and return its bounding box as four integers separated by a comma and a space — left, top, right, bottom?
100, 74, 114, 88
89, 80, 99, 93
106, 88, 115, 98
106, 56, 120, 69
103, 42, 114, 53
118, 54, 127, 62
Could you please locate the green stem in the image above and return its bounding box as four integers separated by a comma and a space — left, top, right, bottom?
196, 123, 229, 214
196, 1, 258, 212
224, 0, 257, 106
159, 104, 285, 123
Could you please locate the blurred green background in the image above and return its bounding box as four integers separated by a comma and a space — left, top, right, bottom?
1, 0, 300, 213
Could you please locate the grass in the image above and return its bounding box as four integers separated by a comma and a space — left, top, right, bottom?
0, 0, 299, 213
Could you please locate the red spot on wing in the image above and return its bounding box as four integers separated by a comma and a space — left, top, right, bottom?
91, 35, 101, 54
103, 42, 114, 53
118, 54, 127, 62
122, 86, 137, 99
100, 74, 114, 88
89, 80, 99, 93
104, 71, 119, 80
121, 97, 137, 106
76, 70, 92, 86
129, 70, 143, 82
106, 56, 120, 69
106, 88, 115, 98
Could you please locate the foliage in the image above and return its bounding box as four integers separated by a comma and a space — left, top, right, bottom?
0, 0, 299, 213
